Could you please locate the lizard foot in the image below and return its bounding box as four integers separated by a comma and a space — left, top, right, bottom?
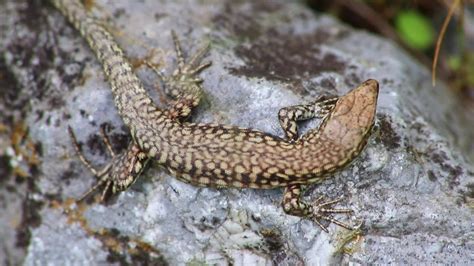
310, 196, 355, 233
282, 185, 356, 232
146, 30, 211, 100
68, 126, 149, 202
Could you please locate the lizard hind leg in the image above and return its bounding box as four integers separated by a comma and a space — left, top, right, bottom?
278, 97, 338, 141
281, 184, 354, 232
68, 126, 149, 202
146, 31, 211, 120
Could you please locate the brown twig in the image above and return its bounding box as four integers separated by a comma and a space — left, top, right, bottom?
432, 0, 462, 86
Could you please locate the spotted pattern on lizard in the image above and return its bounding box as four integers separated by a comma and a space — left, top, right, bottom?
51, 0, 379, 231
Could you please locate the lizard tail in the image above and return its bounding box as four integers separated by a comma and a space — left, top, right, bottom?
49, 0, 160, 129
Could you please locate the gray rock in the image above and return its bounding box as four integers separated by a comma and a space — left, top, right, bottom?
1, 0, 473, 265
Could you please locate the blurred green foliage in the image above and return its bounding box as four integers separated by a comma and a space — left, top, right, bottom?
395, 10, 435, 51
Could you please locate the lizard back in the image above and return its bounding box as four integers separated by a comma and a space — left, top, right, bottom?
135, 80, 379, 189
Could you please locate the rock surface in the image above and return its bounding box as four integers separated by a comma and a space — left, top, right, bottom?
1, 0, 473, 265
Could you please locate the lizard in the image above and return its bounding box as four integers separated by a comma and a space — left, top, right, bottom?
51, 0, 379, 232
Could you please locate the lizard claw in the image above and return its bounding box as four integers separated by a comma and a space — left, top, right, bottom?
154, 31, 211, 99
69, 125, 149, 203
311, 196, 355, 232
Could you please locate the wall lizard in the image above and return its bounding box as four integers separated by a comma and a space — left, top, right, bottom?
51, 0, 379, 232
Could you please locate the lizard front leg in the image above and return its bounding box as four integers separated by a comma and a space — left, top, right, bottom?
147, 31, 211, 120
278, 97, 355, 231
69, 126, 149, 202
281, 185, 353, 232
278, 97, 337, 141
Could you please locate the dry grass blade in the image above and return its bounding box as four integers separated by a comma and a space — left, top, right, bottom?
432, 0, 462, 86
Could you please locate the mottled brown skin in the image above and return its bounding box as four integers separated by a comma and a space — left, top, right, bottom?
148, 80, 377, 190
52, 0, 379, 231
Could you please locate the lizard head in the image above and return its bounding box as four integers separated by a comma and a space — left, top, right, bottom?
319, 79, 379, 155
